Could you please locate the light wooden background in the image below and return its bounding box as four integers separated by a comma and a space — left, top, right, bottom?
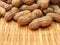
0, 18, 60, 45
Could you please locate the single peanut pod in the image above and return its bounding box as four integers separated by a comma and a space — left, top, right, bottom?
14, 10, 31, 21
29, 16, 52, 30
20, 5, 29, 10
0, 6, 6, 16
0, 1, 12, 11
20, 4, 39, 11
50, 5, 59, 9
37, 0, 50, 8
43, 7, 54, 14
50, 5, 60, 14
17, 9, 42, 25
7, 0, 12, 4
50, 5, 59, 11
22, 0, 34, 5
47, 13, 60, 22
4, 4, 12, 11
12, 0, 21, 7
5, 7, 19, 21
55, 9, 60, 14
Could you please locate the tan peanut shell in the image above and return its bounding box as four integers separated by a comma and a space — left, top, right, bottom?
17, 9, 42, 25
37, 0, 50, 8
29, 16, 52, 29
7, 0, 12, 4
43, 7, 54, 14
12, 0, 22, 7
22, 0, 34, 5
5, 7, 19, 21
47, 13, 60, 22
50, 5, 59, 10
14, 10, 31, 21
20, 4, 39, 11
50, 5, 60, 14
0, 1, 12, 11
0, 6, 6, 16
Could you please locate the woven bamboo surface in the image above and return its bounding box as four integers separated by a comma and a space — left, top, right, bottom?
0, 18, 60, 45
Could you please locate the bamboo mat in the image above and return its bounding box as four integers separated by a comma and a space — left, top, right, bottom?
0, 18, 60, 45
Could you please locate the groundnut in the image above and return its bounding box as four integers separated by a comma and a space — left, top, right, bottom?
0, 6, 6, 16
29, 16, 52, 29
14, 10, 31, 21
22, 0, 34, 5
43, 7, 54, 14
12, 0, 22, 7
47, 13, 60, 22
37, 0, 50, 8
20, 4, 39, 11
0, 0, 12, 11
5, 7, 19, 21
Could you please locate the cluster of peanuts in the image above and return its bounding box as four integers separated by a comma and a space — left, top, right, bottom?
0, 0, 60, 30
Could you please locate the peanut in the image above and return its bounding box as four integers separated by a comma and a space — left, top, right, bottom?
12, 0, 22, 7
7, 0, 12, 4
0, 1, 12, 11
43, 7, 54, 14
22, 0, 34, 5
14, 10, 31, 21
29, 16, 52, 29
20, 4, 39, 11
5, 7, 19, 21
50, 5, 59, 10
0, 6, 6, 16
17, 9, 42, 25
37, 0, 50, 8
47, 13, 60, 22
50, 5, 60, 14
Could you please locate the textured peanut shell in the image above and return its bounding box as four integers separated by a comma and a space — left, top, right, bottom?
29, 16, 52, 29
12, 0, 21, 7
47, 13, 60, 22
37, 0, 50, 8
50, 5, 60, 14
17, 9, 42, 25
43, 7, 54, 14
4, 4, 12, 11
22, 0, 34, 5
14, 10, 31, 21
5, 7, 19, 21
20, 4, 39, 11
50, 5, 59, 10
0, 6, 6, 16
0, 1, 12, 11
7, 0, 12, 4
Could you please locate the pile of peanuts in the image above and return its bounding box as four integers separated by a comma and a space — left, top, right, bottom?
0, 0, 60, 30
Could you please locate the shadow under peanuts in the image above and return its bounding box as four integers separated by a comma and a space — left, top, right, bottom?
18, 24, 38, 31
